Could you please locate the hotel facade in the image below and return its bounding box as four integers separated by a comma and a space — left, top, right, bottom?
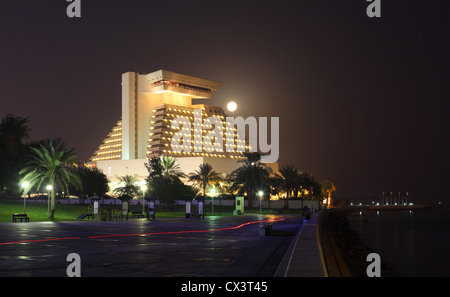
90, 70, 278, 189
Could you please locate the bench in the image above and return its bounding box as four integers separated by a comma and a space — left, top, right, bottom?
12, 213, 30, 223
131, 211, 145, 218
77, 213, 93, 220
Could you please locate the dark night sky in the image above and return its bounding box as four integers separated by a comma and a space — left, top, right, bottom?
0, 1, 448, 203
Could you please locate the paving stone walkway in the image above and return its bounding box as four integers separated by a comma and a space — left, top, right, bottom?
0, 214, 301, 277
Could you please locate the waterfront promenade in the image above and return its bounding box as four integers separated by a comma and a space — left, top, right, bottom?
0, 214, 302, 277
275, 214, 325, 277
0, 211, 349, 278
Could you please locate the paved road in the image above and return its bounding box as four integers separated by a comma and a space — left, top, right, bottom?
0, 214, 301, 277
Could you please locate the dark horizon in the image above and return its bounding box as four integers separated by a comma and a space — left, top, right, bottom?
0, 1, 448, 204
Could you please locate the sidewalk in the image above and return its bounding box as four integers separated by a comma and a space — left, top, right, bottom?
275, 213, 326, 277
0, 215, 299, 277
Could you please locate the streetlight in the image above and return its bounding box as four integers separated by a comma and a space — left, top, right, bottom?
258, 191, 264, 214
141, 184, 147, 213
210, 187, 216, 214
46, 185, 53, 217
21, 181, 30, 214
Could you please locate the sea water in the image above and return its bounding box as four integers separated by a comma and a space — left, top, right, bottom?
347, 207, 450, 277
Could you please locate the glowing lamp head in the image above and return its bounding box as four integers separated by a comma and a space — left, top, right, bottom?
227, 101, 237, 112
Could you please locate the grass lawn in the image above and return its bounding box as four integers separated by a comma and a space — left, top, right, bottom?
0, 200, 238, 222
0, 199, 87, 222
0, 199, 305, 222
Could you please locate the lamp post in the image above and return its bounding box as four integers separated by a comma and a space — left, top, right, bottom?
46, 185, 53, 217
141, 184, 147, 213
258, 191, 264, 214
21, 181, 30, 214
210, 187, 216, 214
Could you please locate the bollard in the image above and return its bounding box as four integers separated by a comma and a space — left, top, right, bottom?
198, 200, 204, 219
259, 225, 272, 236
185, 201, 192, 218
122, 201, 129, 220
90, 195, 101, 221
148, 200, 155, 220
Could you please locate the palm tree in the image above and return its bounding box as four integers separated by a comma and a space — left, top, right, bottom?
146, 156, 185, 180
145, 156, 192, 207
159, 156, 186, 179
320, 179, 336, 205
113, 175, 142, 198
189, 163, 221, 196
274, 165, 303, 208
0, 114, 30, 154
230, 153, 271, 206
19, 139, 81, 219
0, 114, 30, 196
215, 175, 233, 197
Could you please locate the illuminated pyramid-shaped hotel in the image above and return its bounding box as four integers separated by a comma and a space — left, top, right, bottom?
90, 70, 274, 184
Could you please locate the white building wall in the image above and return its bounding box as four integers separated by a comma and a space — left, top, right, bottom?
122, 70, 222, 160
121, 72, 136, 160
97, 159, 148, 183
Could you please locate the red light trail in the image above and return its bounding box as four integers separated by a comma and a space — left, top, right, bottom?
0, 218, 285, 246
88, 218, 285, 239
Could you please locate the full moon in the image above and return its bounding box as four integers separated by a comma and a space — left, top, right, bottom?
227, 101, 237, 112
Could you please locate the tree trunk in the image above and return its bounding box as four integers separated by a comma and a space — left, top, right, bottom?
49, 188, 56, 219
284, 191, 290, 209
247, 186, 253, 208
